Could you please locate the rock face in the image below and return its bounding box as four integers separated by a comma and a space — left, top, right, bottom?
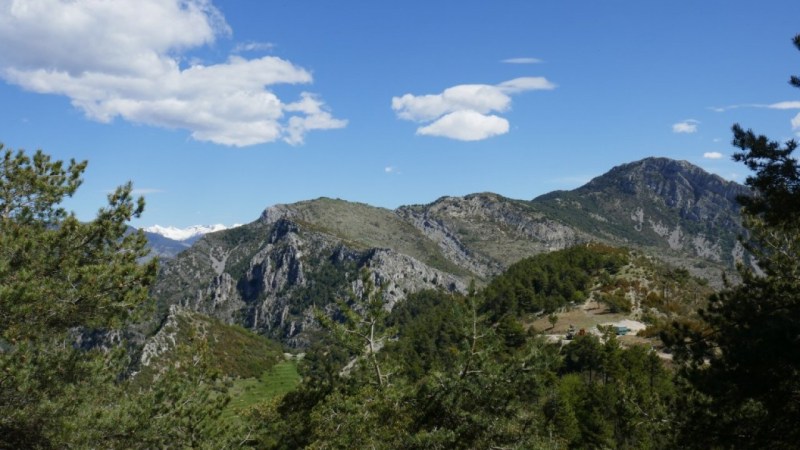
153, 214, 465, 347
397, 193, 584, 278
151, 157, 751, 346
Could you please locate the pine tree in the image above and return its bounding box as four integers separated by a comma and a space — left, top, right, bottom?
0, 146, 157, 447
666, 34, 800, 449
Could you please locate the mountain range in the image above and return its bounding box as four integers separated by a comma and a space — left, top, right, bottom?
140, 224, 241, 259
148, 157, 751, 347
144, 224, 241, 242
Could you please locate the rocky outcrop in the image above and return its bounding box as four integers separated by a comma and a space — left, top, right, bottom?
396, 204, 498, 277
398, 193, 584, 272
361, 248, 466, 310
153, 213, 467, 347
139, 305, 190, 368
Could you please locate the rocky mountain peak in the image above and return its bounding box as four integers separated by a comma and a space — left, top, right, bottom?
582, 157, 746, 207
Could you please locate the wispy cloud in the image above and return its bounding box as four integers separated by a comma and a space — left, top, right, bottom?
673, 119, 699, 134
501, 57, 542, 64
766, 101, 800, 110
710, 101, 800, 112
232, 41, 275, 53
0, 0, 345, 146
703, 151, 724, 159
391, 77, 556, 141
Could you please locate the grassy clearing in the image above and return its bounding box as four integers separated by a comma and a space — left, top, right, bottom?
222, 360, 300, 421
530, 299, 630, 335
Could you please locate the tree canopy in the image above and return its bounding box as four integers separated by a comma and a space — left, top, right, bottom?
666, 34, 800, 449
0, 146, 240, 448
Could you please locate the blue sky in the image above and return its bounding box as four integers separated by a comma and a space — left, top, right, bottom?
1, 0, 800, 228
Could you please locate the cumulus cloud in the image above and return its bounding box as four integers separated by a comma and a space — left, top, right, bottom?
392, 77, 555, 141
0, 0, 345, 146
703, 152, 723, 159
672, 119, 699, 134
417, 110, 509, 141
501, 57, 542, 64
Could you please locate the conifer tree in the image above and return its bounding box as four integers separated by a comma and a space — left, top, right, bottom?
0, 146, 157, 447
667, 34, 800, 449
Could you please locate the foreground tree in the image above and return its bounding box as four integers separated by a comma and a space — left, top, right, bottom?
666, 35, 800, 449
0, 146, 157, 447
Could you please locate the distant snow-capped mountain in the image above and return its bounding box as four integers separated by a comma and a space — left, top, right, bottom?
143, 224, 241, 242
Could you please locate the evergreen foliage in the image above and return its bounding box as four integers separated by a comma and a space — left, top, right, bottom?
0, 146, 242, 448
665, 34, 800, 449
482, 243, 628, 319
240, 245, 676, 449
0, 146, 156, 447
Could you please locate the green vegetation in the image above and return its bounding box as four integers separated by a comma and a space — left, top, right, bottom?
223, 361, 300, 421
664, 34, 800, 449
482, 243, 628, 319
238, 274, 677, 449
284, 257, 356, 319
134, 310, 284, 386
0, 146, 244, 448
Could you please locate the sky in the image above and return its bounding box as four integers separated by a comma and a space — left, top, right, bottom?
1, 0, 800, 229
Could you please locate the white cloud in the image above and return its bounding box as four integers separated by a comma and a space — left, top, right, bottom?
392, 77, 555, 141
792, 112, 800, 130
501, 57, 542, 64
283, 92, 348, 145
233, 41, 275, 53
710, 101, 800, 112
497, 77, 556, 93
711, 101, 800, 131
673, 119, 699, 134
767, 101, 800, 110
0, 0, 345, 146
384, 166, 394, 173
703, 152, 723, 159
392, 84, 512, 122
417, 110, 509, 141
